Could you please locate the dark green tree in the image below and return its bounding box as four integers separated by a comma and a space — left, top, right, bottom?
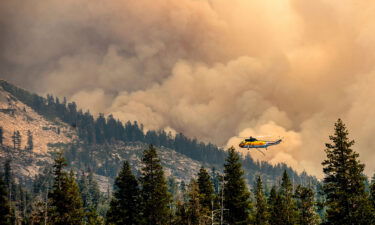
211, 167, 220, 194
4, 160, 12, 192
167, 176, 178, 221
78, 171, 103, 225
140, 145, 171, 225
254, 176, 269, 225
0, 127, 3, 146
223, 147, 252, 225
0, 175, 13, 225
106, 161, 141, 225
322, 119, 374, 225
179, 180, 188, 203
174, 201, 188, 225
3, 160, 15, 203
294, 185, 319, 225
11, 131, 21, 150
167, 176, 178, 198
275, 171, 297, 225
78, 170, 101, 209
370, 173, 375, 209
197, 166, 214, 210
186, 179, 204, 225
268, 186, 278, 225
87, 169, 101, 208
78, 171, 90, 209
26, 130, 33, 151
48, 153, 84, 225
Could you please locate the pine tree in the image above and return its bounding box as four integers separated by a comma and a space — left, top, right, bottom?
11, 131, 16, 150
179, 180, 188, 203
11, 131, 21, 150
275, 171, 297, 225
16, 131, 21, 150
322, 119, 374, 225
140, 145, 171, 225
87, 169, 101, 208
78, 170, 101, 211
254, 176, 269, 225
0, 127, 3, 147
186, 179, 203, 225
167, 176, 178, 220
294, 185, 319, 225
26, 130, 33, 151
106, 161, 141, 225
167, 176, 178, 198
49, 153, 84, 225
0, 175, 13, 225
197, 166, 214, 211
30, 195, 48, 225
78, 171, 91, 209
268, 186, 278, 225
223, 147, 252, 225
370, 173, 375, 209
174, 201, 188, 225
78, 171, 103, 224
211, 167, 220, 194
3, 159, 14, 203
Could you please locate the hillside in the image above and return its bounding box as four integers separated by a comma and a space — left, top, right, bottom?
0, 82, 204, 190
0, 86, 75, 154
0, 80, 317, 191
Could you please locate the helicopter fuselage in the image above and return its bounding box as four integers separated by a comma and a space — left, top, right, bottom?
239, 139, 282, 149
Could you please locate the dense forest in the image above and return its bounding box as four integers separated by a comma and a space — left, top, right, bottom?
0, 80, 314, 186
1, 119, 375, 224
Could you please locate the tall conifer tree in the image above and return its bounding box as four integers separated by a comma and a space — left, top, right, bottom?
370, 173, 375, 209
276, 171, 297, 225
197, 167, 214, 211
140, 145, 171, 225
26, 130, 33, 151
223, 147, 252, 225
294, 185, 319, 225
4, 160, 12, 193
87, 170, 100, 208
0, 127, 3, 147
322, 119, 374, 225
0, 175, 13, 225
78, 171, 103, 225
11, 131, 21, 150
49, 153, 84, 225
268, 186, 278, 225
186, 179, 204, 225
107, 161, 141, 225
78, 172, 90, 209
254, 176, 269, 225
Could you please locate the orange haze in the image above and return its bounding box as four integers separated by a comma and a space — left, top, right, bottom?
1, 0, 375, 177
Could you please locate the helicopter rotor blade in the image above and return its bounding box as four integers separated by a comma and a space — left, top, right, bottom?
238, 135, 273, 138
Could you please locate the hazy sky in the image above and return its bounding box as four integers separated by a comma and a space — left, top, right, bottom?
1, 0, 375, 177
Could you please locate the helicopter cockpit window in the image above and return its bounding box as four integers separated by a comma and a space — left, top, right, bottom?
245, 137, 257, 142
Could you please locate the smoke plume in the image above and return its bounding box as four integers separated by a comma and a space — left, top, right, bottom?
2, 0, 375, 177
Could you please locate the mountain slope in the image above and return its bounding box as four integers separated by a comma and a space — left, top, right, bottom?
0, 80, 317, 191
0, 85, 75, 154
0, 82, 205, 189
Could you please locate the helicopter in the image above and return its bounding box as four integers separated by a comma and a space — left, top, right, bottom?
239, 136, 282, 155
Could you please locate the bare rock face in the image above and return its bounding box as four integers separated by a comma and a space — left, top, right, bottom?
0, 86, 75, 154
0, 84, 207, 190
0, 85, 77, 179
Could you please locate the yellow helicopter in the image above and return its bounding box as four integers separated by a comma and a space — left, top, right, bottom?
239, 136, 282, 155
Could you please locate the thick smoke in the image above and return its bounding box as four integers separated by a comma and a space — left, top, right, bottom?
1, 0, 375, 177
